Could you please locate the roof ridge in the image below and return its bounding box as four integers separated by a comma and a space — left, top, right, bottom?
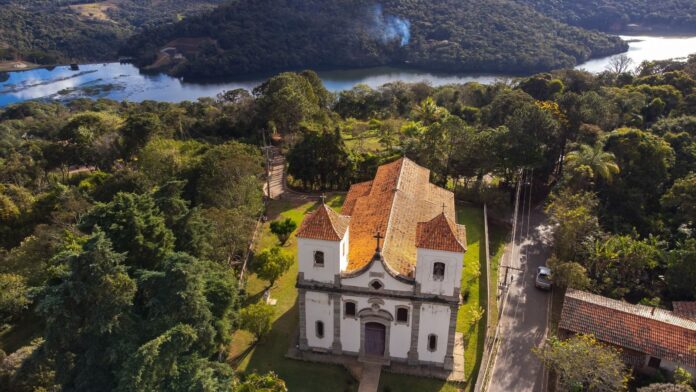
380, 158, 406, 252
567, 289, 696, 330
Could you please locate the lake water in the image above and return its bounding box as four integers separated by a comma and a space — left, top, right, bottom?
1, 35, 695, 107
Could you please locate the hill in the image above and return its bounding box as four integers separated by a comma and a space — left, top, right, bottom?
123, 0, 628, 79
0, 0, 224, 64
521, 0, 696, 32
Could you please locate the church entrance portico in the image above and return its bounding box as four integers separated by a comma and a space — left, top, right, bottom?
364, 322, 386, 356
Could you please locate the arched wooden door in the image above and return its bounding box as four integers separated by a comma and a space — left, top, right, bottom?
364, 322, 386, 356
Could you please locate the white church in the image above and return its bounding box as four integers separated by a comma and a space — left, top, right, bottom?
295, 157, 466, 372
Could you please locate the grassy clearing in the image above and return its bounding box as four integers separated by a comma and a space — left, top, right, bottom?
230, 197, 506, 392
229, 195, 356, 391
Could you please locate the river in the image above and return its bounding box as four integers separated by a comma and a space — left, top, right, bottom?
1, 35, 695, 107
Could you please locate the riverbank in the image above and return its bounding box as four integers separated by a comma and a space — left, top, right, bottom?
0, 61, 39, 73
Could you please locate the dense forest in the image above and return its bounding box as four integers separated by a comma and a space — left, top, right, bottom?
1, 51, 696, 389
0, 0, 223, 64
124, 0, 628, 79
524, 0, 696, 32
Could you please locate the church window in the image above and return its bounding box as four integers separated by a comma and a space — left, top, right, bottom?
316, 321, 324, 338
433, 262, 445, 281
345, 301, 356, 317
396, 307, 409, 323
428, 334, 438, 351
314, 251, 325, 266
370, 280, 383, 290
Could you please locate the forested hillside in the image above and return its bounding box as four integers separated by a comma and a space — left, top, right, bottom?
124, 0, 627, 79
522, 0, 696, 32
0, 0, 223, 64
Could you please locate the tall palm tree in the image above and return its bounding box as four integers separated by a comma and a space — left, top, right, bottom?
565, 141, 620, 183
411, 97, 447, 125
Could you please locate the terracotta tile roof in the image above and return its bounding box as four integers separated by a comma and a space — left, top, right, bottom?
296, 204, 350, 241
559, 289, 696, 368
339, 157, 465, 277
416, 213, 467, 253
674, 302, 696, 321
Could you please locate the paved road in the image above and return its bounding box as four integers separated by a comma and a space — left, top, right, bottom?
487, 207, 553, 392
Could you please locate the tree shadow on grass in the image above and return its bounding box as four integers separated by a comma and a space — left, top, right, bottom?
241, 300, 357, 392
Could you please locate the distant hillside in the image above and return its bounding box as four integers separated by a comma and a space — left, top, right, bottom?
521, 0, 696, 32
0, 0, 224, 64
124, 0, 627, 79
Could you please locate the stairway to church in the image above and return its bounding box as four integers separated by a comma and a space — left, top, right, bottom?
358, 364, 382, 392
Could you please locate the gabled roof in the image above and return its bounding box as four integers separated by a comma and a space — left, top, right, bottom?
674, 302, 696, 321
559, 289, 696, 368
416, 213, 467, 253
339, 157, 464, 277
296, 204, 350, 241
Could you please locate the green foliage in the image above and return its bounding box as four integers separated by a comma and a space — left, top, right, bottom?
80, 192, 175, 269
665, 239, 696, 300
195, 141, 264, 212
287, 128, 353, 190
548, 257, 591, 290
239, 302, 275, 341
662, 173, 696, 229
535, 334, 629, 392
125, 0, 628, 79
236, 371, 288, 392
546, 189, 601, 262
674, 367, 694, 386
601, 128, 675, 233
0, 274, 30, 322
39, 231, 137, 390
252, 247, 294, 288
270, 218, 297, 246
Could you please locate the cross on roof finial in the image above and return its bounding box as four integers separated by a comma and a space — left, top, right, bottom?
373, 231, 384, 252
319, 193, 326, 204
442, 202, 446, 214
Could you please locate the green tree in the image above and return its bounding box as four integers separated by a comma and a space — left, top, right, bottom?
535, 335, 628, 392
254, 72, 326, 133
662, 173, 696, 229
665, 238, 696, 300
39, 232, 137, 391
546, 189, 601, 262
270, 218, 297, 246
239, 302, 274, 342
121, 112, 162, 158
80, 192, 174, 269
252, 247, 294, 288
116, 323, 236, 392
196, 141, 264, 212
602, 128, 675, 233
236, 372, 288, 392
586, 234, 662, 300
674, 367, 694, 386
565, 141, 620, 185
547, 258, 591, 291
287, 128, 352, 190
0, 273, 30, 323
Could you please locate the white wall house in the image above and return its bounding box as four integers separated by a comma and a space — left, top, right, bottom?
295, 158, 467, 370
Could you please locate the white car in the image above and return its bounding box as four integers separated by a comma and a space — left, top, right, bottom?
535, 266, 552, 290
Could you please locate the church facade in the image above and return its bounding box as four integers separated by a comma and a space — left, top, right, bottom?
295, 157, 466, 370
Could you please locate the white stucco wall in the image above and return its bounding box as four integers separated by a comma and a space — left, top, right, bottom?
417, 303, 451, 363
415, 248, 464, 296
338, 294, 413, 358
341, 258, 413, 293
305, 291, 334, 349
298, 231, 349, 283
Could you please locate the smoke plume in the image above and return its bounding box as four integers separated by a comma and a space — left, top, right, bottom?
370, 4, 411, 46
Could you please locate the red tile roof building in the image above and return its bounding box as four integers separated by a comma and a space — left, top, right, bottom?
297, 157, 466, 278
559, 289, 696, 370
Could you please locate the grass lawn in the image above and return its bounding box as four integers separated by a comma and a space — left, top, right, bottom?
230, 197, 506, 392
